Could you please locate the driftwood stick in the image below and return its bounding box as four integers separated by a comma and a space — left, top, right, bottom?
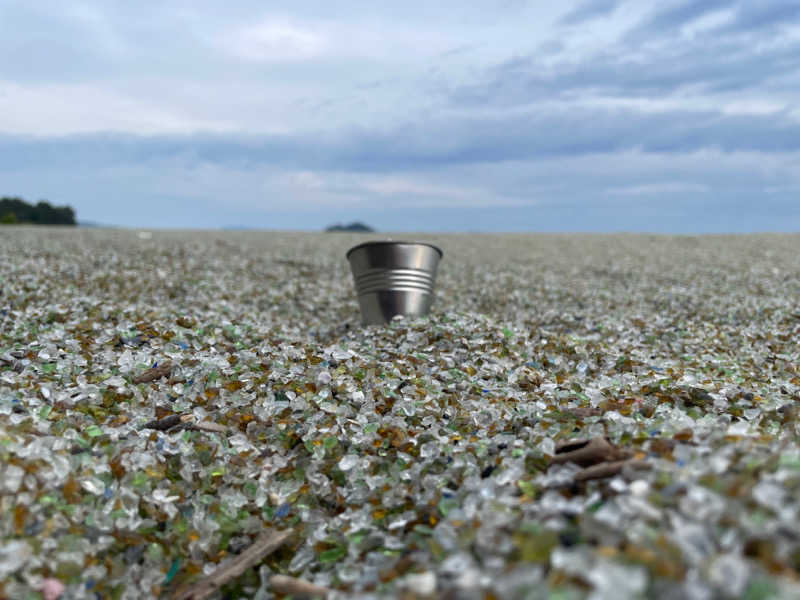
174, 528, 294, 600
270, 574, 332, 598
187, 421, 230, 434
551, 436, 630, 467
145, 416, 230, 435
132, 361, 173, 384
144, 414, 190, 431
554, 437, 592, 454
574, 459, 650, 482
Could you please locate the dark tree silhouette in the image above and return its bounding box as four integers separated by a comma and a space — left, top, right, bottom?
0, 197, 76, 225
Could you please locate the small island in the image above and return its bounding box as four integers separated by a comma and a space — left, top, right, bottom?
325, 221, 375, 233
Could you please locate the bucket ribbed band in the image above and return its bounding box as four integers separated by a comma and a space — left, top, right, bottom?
354, 267, 436, 296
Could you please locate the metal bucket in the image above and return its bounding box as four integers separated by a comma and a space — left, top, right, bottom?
346, 241, 443, 325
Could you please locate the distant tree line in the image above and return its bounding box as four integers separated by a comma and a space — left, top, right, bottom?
0, 197, 76, 225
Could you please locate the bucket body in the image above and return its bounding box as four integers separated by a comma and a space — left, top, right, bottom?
346, 241, 443, 325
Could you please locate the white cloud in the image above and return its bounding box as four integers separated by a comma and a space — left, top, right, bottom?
492, 93, 788, 118
359, 176, 479, 201
279, 171, 500, 207
681, 9, 736, 37
0, 81, 235, 135
604, 182, 710, 196
221, 19, 324, 62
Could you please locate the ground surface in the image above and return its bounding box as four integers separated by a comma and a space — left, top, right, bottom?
1, 227, 800, 599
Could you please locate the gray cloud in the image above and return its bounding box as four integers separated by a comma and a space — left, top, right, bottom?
625, 0, 800, 40
560, 0, 622, 25
452, 4, 800, 107
627, 0, 735, 36
722, 0, 800, 32
3, 104, 800, 177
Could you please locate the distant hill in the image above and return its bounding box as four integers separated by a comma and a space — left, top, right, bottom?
325, 221, 375, 232
1, 197, 76, 225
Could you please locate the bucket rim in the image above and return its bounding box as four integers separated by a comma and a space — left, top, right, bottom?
346, 240, 443, 260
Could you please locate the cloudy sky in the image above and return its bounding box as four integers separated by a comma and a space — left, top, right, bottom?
2, 0, 800, 232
